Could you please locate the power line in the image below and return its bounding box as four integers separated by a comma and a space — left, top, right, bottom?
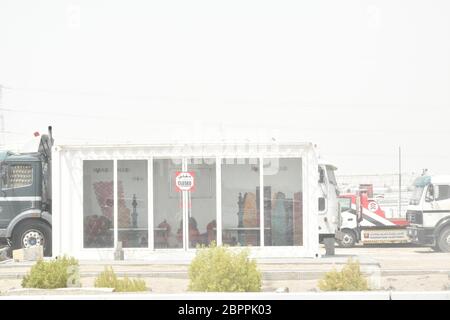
0, 106, 117, 120
3, 86, 450, 110
0, 130, 30, 136
4, 104, 450, 136
1, 86, 206, 103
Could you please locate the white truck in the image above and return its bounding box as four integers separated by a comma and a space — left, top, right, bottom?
407, 174, 450, 252
318, 161, 340, 247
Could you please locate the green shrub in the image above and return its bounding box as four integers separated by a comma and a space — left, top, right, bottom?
22, 256, 79, 289
94, 266, 147, 292
318, 258, 369, 291
188, 242, 262, 292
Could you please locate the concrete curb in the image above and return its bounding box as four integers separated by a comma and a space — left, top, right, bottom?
1, 269, 448, 280
391, 291, 450, 300
1, 291, 449, 300
7, 287, 115, 294
0, 255, 381, 266
1, 268, 448, 281
0, 270, 380, 280
0, 292, 390, 300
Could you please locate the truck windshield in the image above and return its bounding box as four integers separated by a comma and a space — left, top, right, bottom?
410, 186, 425, 205
338, 197, 351, 212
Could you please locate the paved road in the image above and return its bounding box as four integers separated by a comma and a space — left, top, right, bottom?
331, 245, 450, 273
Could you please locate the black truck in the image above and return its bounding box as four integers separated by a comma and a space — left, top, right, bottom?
0, 127, 53, 256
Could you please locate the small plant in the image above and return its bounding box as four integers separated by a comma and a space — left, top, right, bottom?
318, 258, 369, 291
188, 242, 262, 292
94, 266, 147, 292
22, 256, 79, 289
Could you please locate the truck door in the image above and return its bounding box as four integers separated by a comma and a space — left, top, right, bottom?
424, 184, 450, 227
0, 162, 38, 229
422, 184, 436, 227
431, 185, 450, 210
0, 164, 11, 229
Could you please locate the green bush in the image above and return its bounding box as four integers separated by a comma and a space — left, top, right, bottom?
22, 256, 79, 289
188, 243, 262, 292
94, 266, 147, 292
318, 258, 369, 291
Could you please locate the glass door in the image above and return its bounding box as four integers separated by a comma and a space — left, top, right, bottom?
153, 158, 184, 249
186, 158, 217, 248
152, 158, 217, 250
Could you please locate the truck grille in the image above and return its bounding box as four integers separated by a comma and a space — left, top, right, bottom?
406, 210, 423, 224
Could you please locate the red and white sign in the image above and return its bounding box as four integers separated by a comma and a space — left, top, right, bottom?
175, 171, 195, 192
368, 201, 379, 212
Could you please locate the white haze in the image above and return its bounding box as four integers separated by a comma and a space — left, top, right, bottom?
1, 0, 449, 175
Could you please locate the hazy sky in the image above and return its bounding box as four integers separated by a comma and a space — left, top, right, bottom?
1, 0, 449, 175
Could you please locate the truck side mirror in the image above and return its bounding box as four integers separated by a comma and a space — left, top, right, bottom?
318, 168, 325, 184
0, 165, 7, 189
318, 197, 326, 211
425, 185, 435, 202
0, 166, 6, 197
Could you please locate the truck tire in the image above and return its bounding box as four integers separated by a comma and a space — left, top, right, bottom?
338, 229, 356, 248
12, 220, 52, 257
437, 226, 450, 253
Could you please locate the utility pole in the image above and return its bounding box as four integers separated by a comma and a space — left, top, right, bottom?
398, 146, 402, 218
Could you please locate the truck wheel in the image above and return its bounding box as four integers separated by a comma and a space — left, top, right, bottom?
437, 226, 450, 253
338, 230, 356, 248
12, 220, 52, 257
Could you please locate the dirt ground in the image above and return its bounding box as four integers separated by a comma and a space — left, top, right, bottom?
1, 274, 448, 295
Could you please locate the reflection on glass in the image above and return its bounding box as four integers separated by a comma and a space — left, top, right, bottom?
221, 159, 260, 246
83, 160, 114, 248
264, 158, 303, 246
117, 160, 148, 248
187, 159, 217, 248
153, 159, 183, 249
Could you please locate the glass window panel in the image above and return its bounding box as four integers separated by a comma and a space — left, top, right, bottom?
187, 158, 216, 248
264, 158, 303, 246
153, 159, 183, 249
117, 160, 148, 248
436, 185, 450, 201
221, 159, 260, 246
4, 164, 33, 188
83, 160, 114, 248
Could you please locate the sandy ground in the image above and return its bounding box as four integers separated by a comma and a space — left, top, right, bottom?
332, 245, 450, 271
265, 274, 450, 292
1, 274, 449, 295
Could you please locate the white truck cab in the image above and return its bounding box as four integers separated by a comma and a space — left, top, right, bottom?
407, 174, 450, 252
318, 161, 340, 244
